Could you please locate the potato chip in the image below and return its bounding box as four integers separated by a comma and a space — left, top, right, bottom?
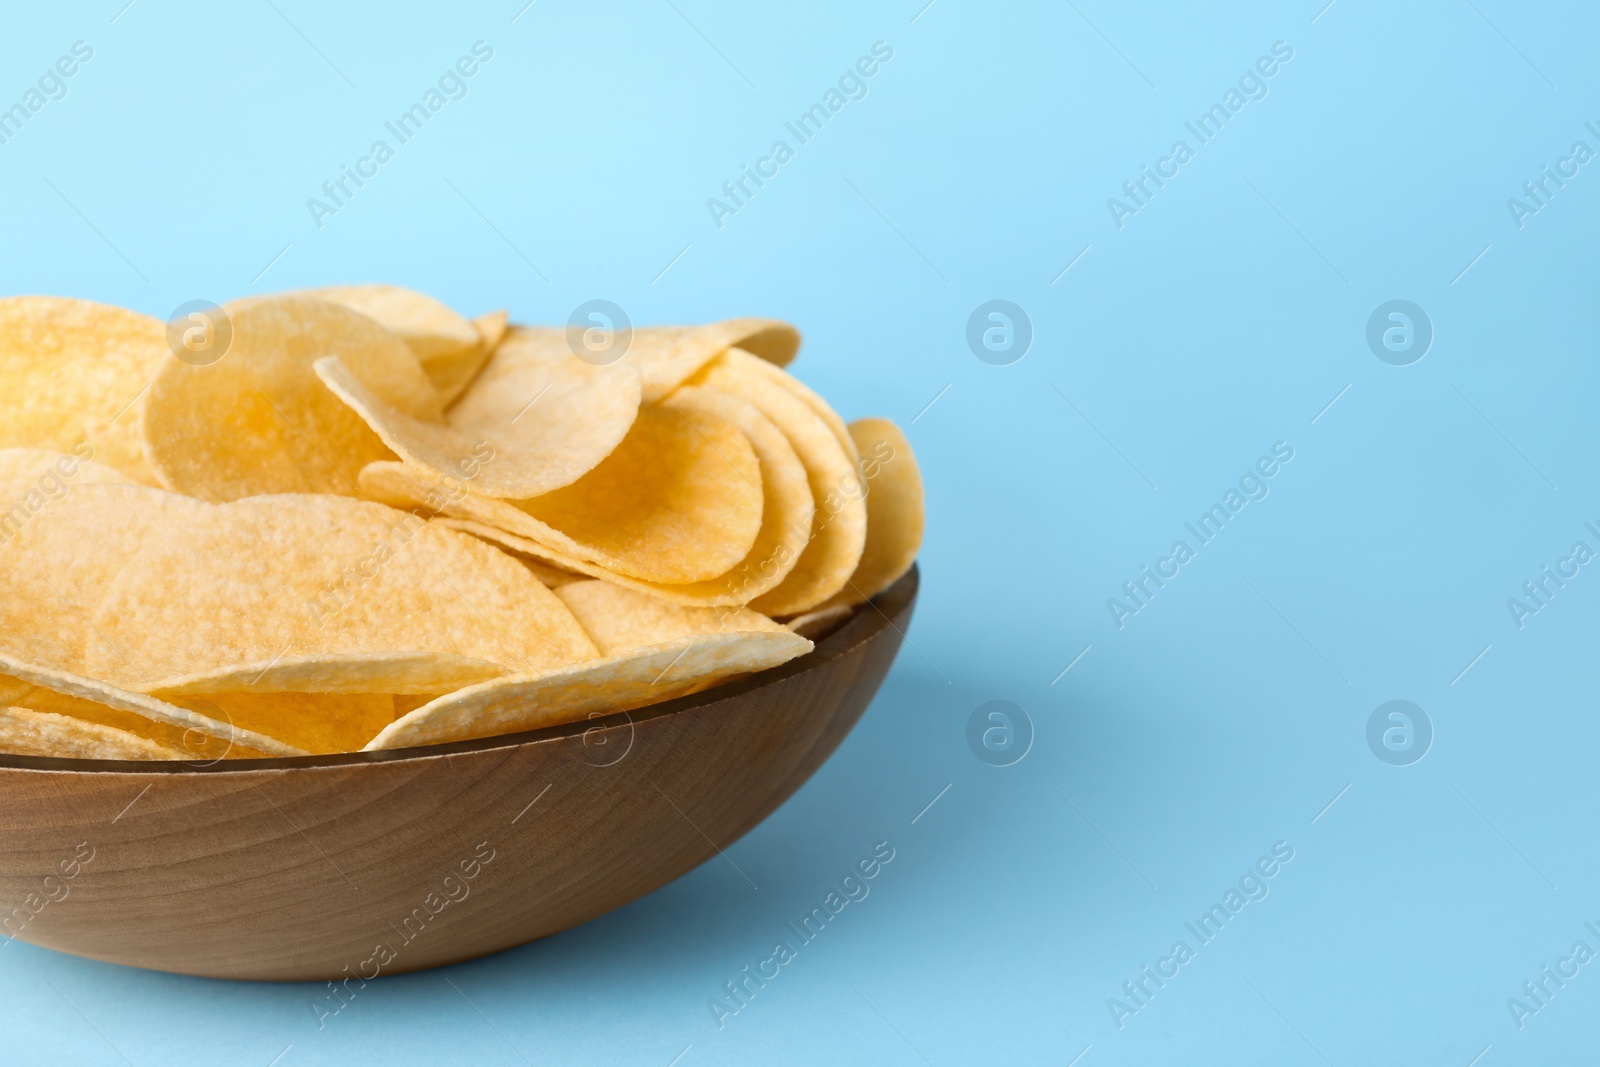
554, 580, 790, 655
311, 284, 478, 362
473, 309, 509, 351
86, 494, 598, 691
365, 628, 813, 750
0, 706, 182, 760
167, 692, 397, 756
435, 519, 753, 606
504, 552, 586, 589
0, 296, 165, 484
784, 603, 855, 641
821, 418, 925, 609
359, 402, 763, 584
623, 318, 800, 401
510, 318, 799, 403
0, 651, 303, 756
316, 325, 642, 499
662, 385, 813, 600
730, 349, 857, 464
142, 652, 507, 697
0, 679, 268, 760
142, 295, 442, 502
423, 309, 508, 405
0, 484, 210, 674
0, 447, 134, 502
682, 349, 867, 614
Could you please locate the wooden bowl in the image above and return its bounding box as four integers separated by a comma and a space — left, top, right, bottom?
0, 566, 917, 982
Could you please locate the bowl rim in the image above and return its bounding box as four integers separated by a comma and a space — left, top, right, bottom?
0, 565, 919, 775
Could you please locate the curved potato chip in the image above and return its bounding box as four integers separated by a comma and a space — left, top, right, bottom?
473, 309, 509, 350
316, 327, 642, 500
167, 692, 397, 756
730, 350, 856, 464
0, 651, 302, 756
512, 318, 799, 403
682, 350, 866, 614
821, 418, 925, 609
365, 628, 813, 750
662, 385, 813, 601
0, 446, 135, 504
312, 284, 479, 362
0, 484, 211, 673
0, 679, 272, 760
359, 402, 763, 584
142, 652, 508, 697
0, 296, 165, 483
422, 309, 510, 405
86, 494, 597, 691
142, 295, 442, 502
313, 286, 505, 405
626, 318, 800, 401
0, 706, 182, 760
434, 519, 753, 607
554, 580, 789, 655
784, 603, 855, 641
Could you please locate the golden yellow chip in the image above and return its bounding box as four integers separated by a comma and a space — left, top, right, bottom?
311, 283, 478, 363
682, 349, 867, 614
623, 318, 801, 401
473, 309, 509, 350
554, 580, 790, 655
365, 627, 813, 750
316, 325, 642, 500
0, 297, 165, 484
141, 652, 507, 697
421, 308, 509, 405
1, 679, 271, 760
502, 551, 586, 589
435, 519, 753, 606
514, 318, 800, 402
360, 402, 763, 584
663, 385, 813, 601
0, 484, 210, 674
730, 349, 857, 464
0, 446, 135, 502
142, 295, 442, 502
0, 706, 183, 760
85, 494, 598, 692
821, 418, 925, 608
168, 691, 396, 756
784, 603, 855, 641
0, 651, 303, 756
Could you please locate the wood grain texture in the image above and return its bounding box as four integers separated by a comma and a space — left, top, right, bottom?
0, 566, 917, 981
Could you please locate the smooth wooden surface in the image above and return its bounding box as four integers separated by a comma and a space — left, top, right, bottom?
0, 566, 917, 981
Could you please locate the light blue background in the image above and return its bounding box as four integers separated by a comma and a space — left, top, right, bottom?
3, 0, 1598, 1062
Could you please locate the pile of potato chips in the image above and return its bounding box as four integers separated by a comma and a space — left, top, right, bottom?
0, 287, 922, 759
